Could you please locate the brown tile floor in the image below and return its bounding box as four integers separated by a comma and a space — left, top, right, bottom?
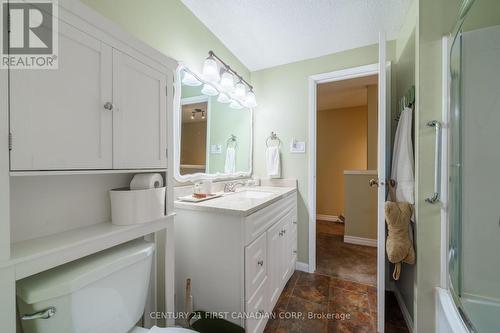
316, 221, 377, 286
263, 220, 410, 333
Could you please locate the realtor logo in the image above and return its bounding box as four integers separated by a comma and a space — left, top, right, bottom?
1, 0, 58, 69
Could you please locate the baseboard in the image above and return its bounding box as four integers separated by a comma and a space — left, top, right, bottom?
394, 286, 414, 332
316, 214, 342, 222
343, 235, 377, 247
295, 261, 309, 273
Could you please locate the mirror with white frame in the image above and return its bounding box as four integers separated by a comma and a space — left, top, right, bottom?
173, 65, 253, 182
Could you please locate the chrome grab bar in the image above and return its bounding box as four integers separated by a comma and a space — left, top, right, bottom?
425, 120, 442, 204
21, 307, 56, 320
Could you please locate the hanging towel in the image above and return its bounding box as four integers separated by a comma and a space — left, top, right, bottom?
224, 147, 236, 174
266, 146, 281, 178
391, 107, 415, 206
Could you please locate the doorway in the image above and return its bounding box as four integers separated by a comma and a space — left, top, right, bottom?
307, 61, 390, 332
315, 74, 379, 287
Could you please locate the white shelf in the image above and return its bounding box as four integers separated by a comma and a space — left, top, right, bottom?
5, 214, 175, 280
10, 169, 166, 177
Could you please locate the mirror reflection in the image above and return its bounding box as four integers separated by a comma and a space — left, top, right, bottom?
178, 67, 252, 179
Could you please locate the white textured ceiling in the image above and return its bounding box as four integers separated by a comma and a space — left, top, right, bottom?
181, 0, 412, 71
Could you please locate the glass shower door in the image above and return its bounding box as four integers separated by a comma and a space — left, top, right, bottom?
447, 14, 500, 333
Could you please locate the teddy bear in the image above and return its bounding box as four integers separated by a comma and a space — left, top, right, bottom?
385, 201, 415, 280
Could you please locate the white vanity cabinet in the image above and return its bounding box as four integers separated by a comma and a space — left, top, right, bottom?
175, 188, 298, 333
9, 9, 170, 171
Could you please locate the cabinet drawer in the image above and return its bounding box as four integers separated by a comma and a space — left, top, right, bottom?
245, 232, 267, 301
245, 277, 269, 333
245, 192, 296, 245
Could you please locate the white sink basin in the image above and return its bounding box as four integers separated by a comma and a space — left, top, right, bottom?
230, 190, 274, 199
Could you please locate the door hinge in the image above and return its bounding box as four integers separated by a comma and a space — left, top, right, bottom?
165, 148, 168, 158
8, 132, 13, 151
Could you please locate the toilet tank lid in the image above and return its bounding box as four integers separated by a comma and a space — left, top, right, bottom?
16, 240, 155, 304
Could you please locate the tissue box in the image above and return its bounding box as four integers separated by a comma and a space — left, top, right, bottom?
110, 187, 165, 225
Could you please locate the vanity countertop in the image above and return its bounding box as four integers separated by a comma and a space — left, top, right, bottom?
174, 186, 296, 216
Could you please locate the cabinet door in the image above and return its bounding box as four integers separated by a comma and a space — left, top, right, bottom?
288, 215, 298, 278
280, 212, 292, 285
10, 21, 113, 170
112, 49, 167, 169
245, 232, 267, 302
266, 215, 287, 308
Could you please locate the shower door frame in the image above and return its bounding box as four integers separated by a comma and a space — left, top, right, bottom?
440, 24, 480, 333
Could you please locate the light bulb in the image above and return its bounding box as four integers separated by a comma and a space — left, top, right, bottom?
201, 84, 219, 96
217, 93, 231, 104
220, 70, 234, 91
234, 81, 246, 99
181, 71, 201, 86
201, 111, 205, 119
244, 90, 257, 108
230, 100, 243, 109
202, 57, 220, 82
190, 112, 195, 120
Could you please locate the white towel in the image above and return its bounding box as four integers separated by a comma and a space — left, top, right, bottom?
391, 106, 415, 224
224, 147, 236, 174
266, 146, 281, 178
391, 107, 415, 204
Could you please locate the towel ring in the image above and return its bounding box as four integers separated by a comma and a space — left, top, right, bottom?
266, 132, 281, 147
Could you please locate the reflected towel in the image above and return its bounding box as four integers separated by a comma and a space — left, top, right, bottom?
266, 146, 281, 178
224, 147, 236, 174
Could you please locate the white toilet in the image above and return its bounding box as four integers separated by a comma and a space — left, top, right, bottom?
16, 240, 196, 333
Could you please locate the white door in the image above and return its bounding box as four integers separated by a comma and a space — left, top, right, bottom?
377, 32, 391, 333
112, 49, 167, 169
10, 21, 113, 170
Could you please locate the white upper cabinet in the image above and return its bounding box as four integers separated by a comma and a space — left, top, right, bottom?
9, 7, 172, 172
10, 21, 113, 170
112, 50, 167, 169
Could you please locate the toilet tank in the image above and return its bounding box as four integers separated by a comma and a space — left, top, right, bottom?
17, 240, 155, 333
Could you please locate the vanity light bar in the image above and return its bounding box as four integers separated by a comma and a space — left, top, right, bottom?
207, 50, 254, 91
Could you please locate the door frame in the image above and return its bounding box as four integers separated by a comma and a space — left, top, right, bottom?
307, 62, 390, 331
307, 63, 379, 273
180, 95, 211, 173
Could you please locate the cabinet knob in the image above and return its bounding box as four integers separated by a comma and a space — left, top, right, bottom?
103, 102, 114, 111
293, 221, 297, 224
293, 250, 297, 254
257, 260, 264, 266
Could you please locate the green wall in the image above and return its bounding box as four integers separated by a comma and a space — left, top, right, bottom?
416, 1, 460, 332
251, 42, 396, 264
206, 103, 251, 174
393, 0, 418, 325
81, 0, 250, 79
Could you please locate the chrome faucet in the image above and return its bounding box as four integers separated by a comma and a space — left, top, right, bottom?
224, 181, 246, 193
